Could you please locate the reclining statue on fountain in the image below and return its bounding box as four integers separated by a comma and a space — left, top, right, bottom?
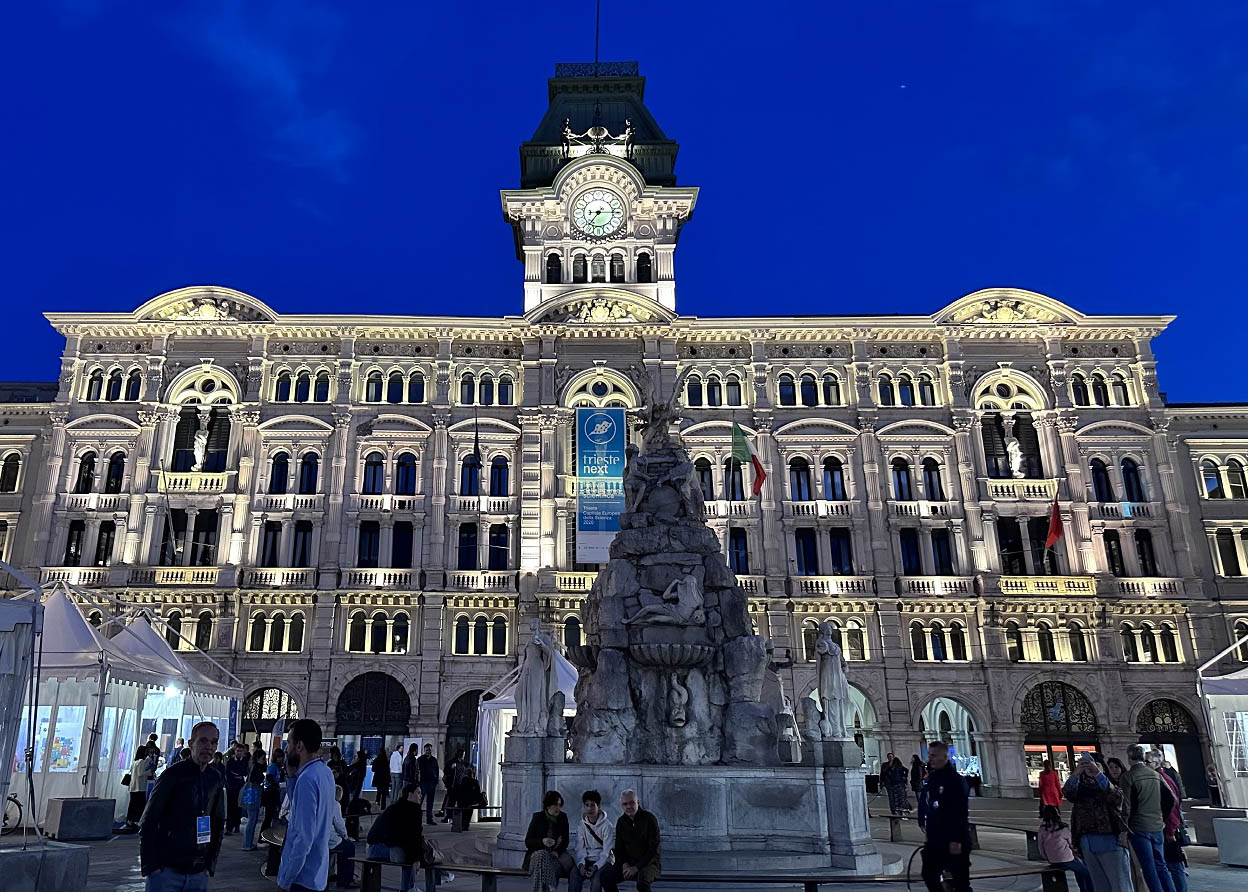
623, 575, 705, 626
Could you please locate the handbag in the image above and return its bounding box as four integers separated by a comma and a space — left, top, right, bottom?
423, 838, 444, 865
121, 773, 132, 787
240, 782, 260, 807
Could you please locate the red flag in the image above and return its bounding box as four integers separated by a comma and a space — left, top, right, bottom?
1044, 495, 1062, 549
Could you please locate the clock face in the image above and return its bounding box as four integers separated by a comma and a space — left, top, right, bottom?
572, 189, 625, 237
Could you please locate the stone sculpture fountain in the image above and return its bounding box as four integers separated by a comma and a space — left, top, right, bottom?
493, 375, 883, 873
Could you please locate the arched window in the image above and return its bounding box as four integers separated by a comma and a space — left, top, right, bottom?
489, 456, 509, 496
0, 454, 19, 492
822, 457, 847, 500
545, 253, 562, 284
897, 375, 915, 407
800, 374, 818, 407
395, 452, 418, 496
497, 375, 514, 406
1121, 625, 1139, 662
1159, 625, 1179, 663
81, 369, 105, 402
1071, 374, 1089, 407
705, 376, 722, 407
910, 622, 928, 660
949, 623, 967, 661
348, 611, 366, 652
918, 374, 936, 406
725, 375, 742, 407
1111, 374, 1130, 406
789, 458, 813, 501
778, 374, 796, 406
1068, 624, 1088, 662
1217, 530, 1243, 576
1091, 374, 1109, 407
492, 616, 508, 654
1090, 459, 1115, 502
1235, 621, 1248, 661
105, 451, 126, 494
1140, 624, 1158, 663
878, 374, 895, 406
74, 451, 97, 494
165, 612, 183, 649
365, 371, 383, 402
473, 616, 488, 655
288, 613, 304, 652
105, 370, 123, 401
802, 620, 820, 662
453, 616, 470, 655
1228, 460, 1248, 499
294, 372, 310, 403
686, 374, 703, 407
1006, 621, 1023, 662
610, 253, 625, 283
362, 452, 385, 494
125, 370, 143, 401
846, 622, 866, 661
1203, 460, 1225, 498
298, 453, 319, 494
391, 613, 408, 654
195, 612, 213, 650
460, 373, 475, 405
822, 373, 841, 406
479, 374, 495, 406
269, 452, 290, 495
930, 623, 947, 661
387, 372, 404, 404
275, 372, 292, 402
408, 372, 425, 403
564, 616, 582, 649
694, 458, 713, 501
269, 614, 286, 653
636, 253, 652, 283
723, 457, 745, 501
1122, 458, 1146, 502
460, 454, 481, 495
314, 372, 331, 402
370, 612, 388, 654
488, 524, 509, 570
1037, 624, 1057, 662
891, 458, 913, 501
922, 458, 944, 500
250, 612, 268, 651
572, 254, 587, 283
1135, 529, 1158, 576
457, 523, 478, 570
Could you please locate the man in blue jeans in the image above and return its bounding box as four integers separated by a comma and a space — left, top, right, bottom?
367, 784, 427, 892
1124, 745, 1176, 892
416, 744, 440, 826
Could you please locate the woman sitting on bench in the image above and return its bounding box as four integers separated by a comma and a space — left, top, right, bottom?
525, 790, 573, 892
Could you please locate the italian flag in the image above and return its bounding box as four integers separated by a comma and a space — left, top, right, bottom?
732, 422, 767, 496
1044, 494, 1062, 549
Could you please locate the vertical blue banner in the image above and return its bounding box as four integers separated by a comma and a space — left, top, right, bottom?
576, 407, 626, 563
228, 699, 238, 745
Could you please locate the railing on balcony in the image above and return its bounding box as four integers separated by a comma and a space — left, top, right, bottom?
42, 566, 111, 586
340, 568, 416, 589
791, 575, 871, 596
999, 575, 1097, 595
242, 567, 318, 588
1092, 502, 1153, 519
901, 575, 973, 595
781, 500, 856, 518
447, 570, 516, 592
129, 566, 222, 585
1117, 577, 1185, 598
556, 571, 597, 592
453, 496, 515, 514
985, 478, 1059, 501
736, 574, 765, 595
888, 501, 952, 518
348, 494, 425, 513
156, 471, 230, 494
61, 492, 125, 512
704, 500, 758, 519
255, 494, 324, 512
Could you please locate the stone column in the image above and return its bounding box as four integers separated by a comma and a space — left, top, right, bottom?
985, 730, 1032, 797
1150, 418, 1197, 577
32, 408, 70, 565
427, 412, 450, 575
323, 411, 353, 576
181, 507, 198, 566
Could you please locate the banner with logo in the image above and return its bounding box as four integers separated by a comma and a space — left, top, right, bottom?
576, 407, 626, 563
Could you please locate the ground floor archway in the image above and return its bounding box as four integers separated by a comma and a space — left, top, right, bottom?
1136, 698, 1206, 798
805, 683, 880, 773
920, 696, 985, 784
1020, 680, 1100, 787
445, 688, 486, 767
335, 671, 411, 737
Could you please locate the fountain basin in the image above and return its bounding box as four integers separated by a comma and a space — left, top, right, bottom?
629, 642, 714, 668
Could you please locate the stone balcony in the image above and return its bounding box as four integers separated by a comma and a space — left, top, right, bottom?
790, 575, 872, 596
1116, 577, 1187, 598
340, 567, 417, 589
1091, 501, 1155, 519
782, 500, 855, 519
346, 493, 427, 513
241, 567, 318, 588
704, 499, 758, 519
155, 470, 231, 494
446, 570, 516, 592
888, 500, 953, 519
128, 566, 222, 586
41, 566, 113, 586
452, 495, 516, 515
899, 575, 975, 596
556, 571, 597, 592
984, 478, 1059, 501
59, 492, 126, 512
999, 574, 1097, 595
735, 574, 765, 595
254, 493, 325, 513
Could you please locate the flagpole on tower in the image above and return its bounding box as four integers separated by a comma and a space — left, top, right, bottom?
594, 0, 601, 75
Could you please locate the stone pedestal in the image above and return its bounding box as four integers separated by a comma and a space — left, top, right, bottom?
43, 797, 114, 840
0, 842, 90, 892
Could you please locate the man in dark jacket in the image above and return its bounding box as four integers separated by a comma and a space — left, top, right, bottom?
367, 783, 426, 892
416, 744, 439, 825
601, 790, 660, 892
140, 720, 226, 890
917, 741, 971, 892
224, 741, 250, 834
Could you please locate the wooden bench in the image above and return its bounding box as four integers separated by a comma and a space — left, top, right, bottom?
446, 804, 503, 831
350, 856, 526, 892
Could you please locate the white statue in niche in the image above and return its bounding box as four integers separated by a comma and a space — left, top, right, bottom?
815, 621, 851, 740
191, 424, 210, 471
1004, 436, 1025, 479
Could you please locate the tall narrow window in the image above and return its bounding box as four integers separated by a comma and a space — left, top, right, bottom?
387, 372, 404, 404
777, 374, 796, 406
488, 524, 509, 571
982, 413, 1010, 479
878, 375, 895, 406
545, 253, 562, 284
1103, 530, 1127, 577
453, 616, 469, 654
458, 523, 478, 570
949, 624, 967, 660
288, 614, 304, 652
250, 613, 268, 651
1029, 516, 1059, 574
1068, 625, 1088, 662
723, 458, 745, 501
897, 375, 915, 407
591, 256, 606, 283
1111, 375, 1130, 405
473, 617, 489, 655
686, 375, 703, 407
1217, 530, 1243, 576
564, 616, 582, 649
159, 509, 187, 566
1121, 459, 1146, 502
200, 408, 230, 473
489, 456, 509, 496
636, 253, 652, 283
165, 613, 183, 649
275, 372, 292, 402
997, 518, 1026, 574
794, 528, 819, 576
314, 372, 331, 402
1203, 460, 1225, 498
823, 457, 847, 500
125, 370, 142, 401
572, 254, 587, 283
725, 375, 742, 406
910, 622, 928, 661
891, 458, 913, 500
349, 613, 366, 652
460, 454, 481, 496
931, 529, 954, 575
357, 521, 380, 568
918, 374, 936, 406
497, 376, 514, 406
292, 521, 313, 566
371, 613, 387, 654
828, 528, 854, 575
105, 451, 125, 494
1071, 374, 1090, 406
789, 458, 813, 501
800, 374, 818, 407
269, 452, 290, 495
294, 372, 310, 403
74, 452, 97, 494
105, 370, 123, 401
846, 623, 866, 661
1006, 622, 1023, 662
1159, 626, 1178, 663
189, 510, 218, 566
93, 521, 116, 566
728, 528, 749, 574
610, 253, 625, 283
395, 452, 418, 496
479, 375, 494, 406
1236, 621, 1248, 661
1037, 624, 1057, 662
195, 612, 213, 650
1091, 374, 1109, 406
822, 373, 841, 406
85, 370, 103, 401
363, 452, 385, 494
365, 371, 383, 402
930, 624, 947, 661
261, 521, 282, 567
298, 453, 319, 494
1012, 413, 1044, 478
1228, 460, 1248, 499
706, 376, 722, 407
1090, 459, 1114, 502
390, 613, 407, 653
492, 617, 508, 655
392, 521, 414, 569
0, 454, 19, 492
922, 458, 944, 500
1140, 625, 1158, 663
899, 528, 923, 575
695, 458, 713, 500
1135, 529, 1158, 576
408, 372, 425, 403
0, 520, 8, 562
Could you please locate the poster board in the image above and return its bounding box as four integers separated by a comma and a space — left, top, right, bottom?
575, 407, 626, 563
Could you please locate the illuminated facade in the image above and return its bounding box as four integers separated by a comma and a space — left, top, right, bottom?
2, 63, 1240, 797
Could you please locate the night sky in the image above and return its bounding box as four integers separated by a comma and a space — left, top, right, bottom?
6, 2, 1245, 402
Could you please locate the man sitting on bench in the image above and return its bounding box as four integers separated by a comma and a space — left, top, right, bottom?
600, 791, 660, 892
367, 783, 427, 892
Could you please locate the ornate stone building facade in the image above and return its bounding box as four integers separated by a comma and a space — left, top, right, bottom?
3, 63, 1241, 797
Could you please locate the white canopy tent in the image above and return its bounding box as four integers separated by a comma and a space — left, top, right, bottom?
1204, 663, 1248, 809
476, 648, 579, 807
0, 596, 41, 812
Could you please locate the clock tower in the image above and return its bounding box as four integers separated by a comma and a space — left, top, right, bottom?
501, 62, 698, 314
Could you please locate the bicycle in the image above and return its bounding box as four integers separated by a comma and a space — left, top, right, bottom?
1, 793, 21, 835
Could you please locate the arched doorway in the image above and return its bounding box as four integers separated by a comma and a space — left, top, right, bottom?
1020, 680, 1099, 786
1136, 698, 1206, 797
445, 689, 486, 768
920, 697, 985, 784
335, 672, 411, 762
241, 686, 300, 751
804, 684, 880, 773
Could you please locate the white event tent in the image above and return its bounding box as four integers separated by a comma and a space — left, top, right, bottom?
1204, 664, 1248, 809
475, 648, 579, 807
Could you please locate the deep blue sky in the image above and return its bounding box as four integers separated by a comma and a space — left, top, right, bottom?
5, 2, 1245, 401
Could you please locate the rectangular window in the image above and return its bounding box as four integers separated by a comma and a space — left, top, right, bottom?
392, 521, 414, 569
261, 521, 282, 568
487, 524, 509, 571
93, 521, 116, 567
828, 528, 854, 575
981, 413, 1010, 479
189, 510, 218, 566
159, 509, 187, 566
1028, 516, 1058, 574
292, 521, 313, 567
64, 520, 85, 567
1135, 529, 1158, 576
358, 521, 380, 568
899, 528, 923, 575
1104, 530, 1127, 577
794, 528, 819, 576
931, 528, 953, 575
728, 528, 749, 574
997, 518, 1026, 574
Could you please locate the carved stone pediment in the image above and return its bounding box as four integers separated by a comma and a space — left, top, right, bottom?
947, 298, 1064, 325
144, 295, 270, 324
534, 295, 664, 325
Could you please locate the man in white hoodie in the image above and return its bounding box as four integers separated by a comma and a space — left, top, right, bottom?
569, 790, 614, 892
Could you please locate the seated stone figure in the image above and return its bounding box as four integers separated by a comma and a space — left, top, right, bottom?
624, 576, 705, 626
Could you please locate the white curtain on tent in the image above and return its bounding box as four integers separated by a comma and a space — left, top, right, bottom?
0, 598, 39, 809
1205, 666, 1248, 809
